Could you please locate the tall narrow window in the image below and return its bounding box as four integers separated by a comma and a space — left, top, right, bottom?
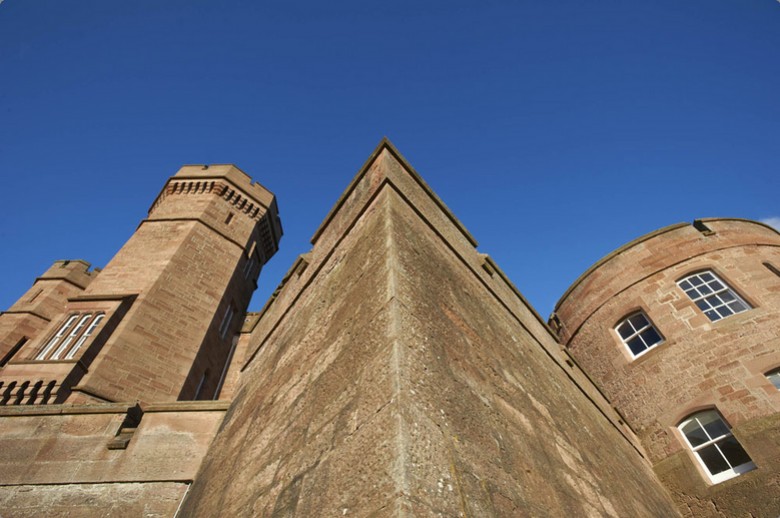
194, 370, 209, 400
51, 314, 92, 359
65, 314, 105, 359
243, 255, 257, 280
678, 271, 750, 322
27, 289, 43, 303
36, 313, 105, 361
678, 410, 755, 483
616, 311, 664, 358
219, 304, 235, 340
766, 369, 780, 390
764, 262, 780, 278
37, 315, 79, 360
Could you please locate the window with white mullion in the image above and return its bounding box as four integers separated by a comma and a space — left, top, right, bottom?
678, 271, 750, 322
51, 314, 92, 359
679, 410, 755, 483
36, 315, 79, 360
65, 313, 105, 359
616, 311, 664, 358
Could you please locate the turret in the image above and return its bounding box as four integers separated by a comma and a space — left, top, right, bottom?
552, 218, 780, 516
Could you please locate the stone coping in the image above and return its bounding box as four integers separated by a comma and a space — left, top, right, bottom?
311, 138, 478, 247
0, 400, 230, 417
554, 218, 780, 312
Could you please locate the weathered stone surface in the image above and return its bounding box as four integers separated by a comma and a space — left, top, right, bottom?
0, 403, 226, 486
6, 142, 774, 516
0, 482, 187, 517
555, 219, 780, 516
73, 165, 280, 403
179, 142, 679, 516
0, 260, 96, 365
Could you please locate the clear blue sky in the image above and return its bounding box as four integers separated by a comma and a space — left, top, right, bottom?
1, 0, 777, 318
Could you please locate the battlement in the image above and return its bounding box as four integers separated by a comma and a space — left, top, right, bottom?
146, 164, 282, 261
36, 260, 98, 289
171, 163, 276, 208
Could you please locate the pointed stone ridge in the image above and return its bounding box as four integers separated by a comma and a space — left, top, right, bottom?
311, 137, 477, 246
178, 143, 680, 516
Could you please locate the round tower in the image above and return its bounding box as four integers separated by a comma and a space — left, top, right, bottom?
552, 218, 780, 516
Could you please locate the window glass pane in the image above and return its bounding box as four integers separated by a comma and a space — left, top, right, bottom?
628, 313, 648, 330
767, 371, 780, 390
626, 336, 646, 356
617, 322, 634, 340
695, 300, 710, 311
640, 327, 662, 347
700, 415, 730, 440
690, 276, 704, 286
679, 280, 692, 290
710, 280, 724, 291
686, 288, 700, 299
705, 310, 720, 321
728, 301, 747, 313
718, 437, 752, 467
700, 272, 714, 282
720, 291, 735, 303
681, 420, 709, 447
698, 284, 712, 295
716, 306, 733, 318
698, 444, 731, 475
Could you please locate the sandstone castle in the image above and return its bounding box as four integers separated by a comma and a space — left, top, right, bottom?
0, 140, 778, 517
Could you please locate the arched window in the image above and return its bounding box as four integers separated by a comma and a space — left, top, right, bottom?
615, 311, 663, 358
678, 410, 755, 483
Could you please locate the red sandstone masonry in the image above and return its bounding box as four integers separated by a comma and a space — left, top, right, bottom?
554, 219, 780, 516
71, 165, 280, 404
555, 220, 780, 344
178, 140, 679, 517
0, 261, 96, 362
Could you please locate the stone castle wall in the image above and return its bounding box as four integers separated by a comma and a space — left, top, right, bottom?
178, 143, 679, 516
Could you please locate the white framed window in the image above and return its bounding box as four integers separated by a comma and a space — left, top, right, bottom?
616, 311, 664, 358
36, 313, 105, 361
51, 314, 92, 359
766, 369, 780, 390
219, 304, 235, 340
678, 410, 755, 483
65, 314, 105, 359
678, 271, 750, 322
36, 315, 79, 360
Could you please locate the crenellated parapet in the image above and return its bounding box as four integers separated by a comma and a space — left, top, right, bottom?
147, 164, 282, 260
